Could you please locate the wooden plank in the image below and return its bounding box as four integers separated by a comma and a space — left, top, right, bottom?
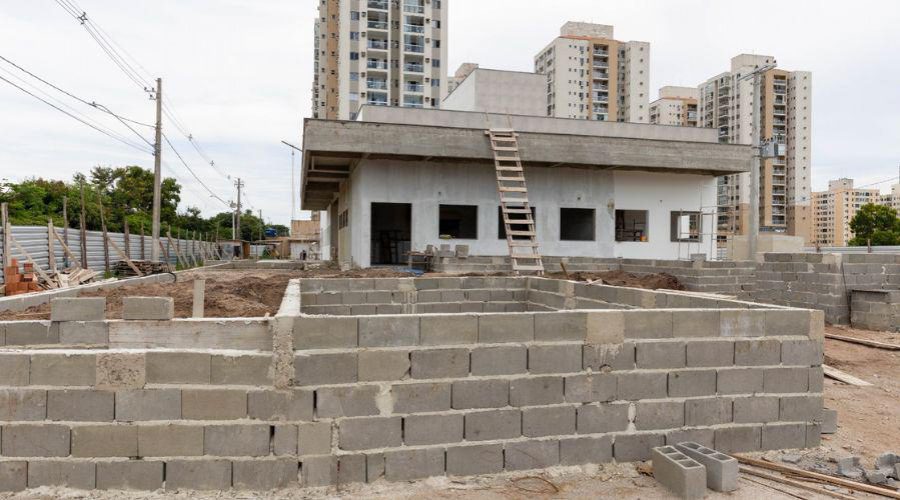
47, 220, 57, 274
825, 333, 900, 351
822, 364, 872, 386
733, 455, 900, 499
739, 466, 855, 500
105, 234, 143, 277
50, 228, 80, 266
498, 187, 528, 192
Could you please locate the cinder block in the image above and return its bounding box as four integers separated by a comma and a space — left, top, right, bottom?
48, 389, 114, 421
535, 312, 587, 341
247, 389, 313, 421
404, 413, 464, 445
233, 458, 299, 490
734, 339, 781, 366
27, 460, 95, 490
451, 379, 508, 410
636, 341, 685, 369
509, 376, 563, 406
411, 348, 469, 379
614, 433, 665, 462
781, 339, 823, 366
780, 395, 823, 422
765, 309, 810, 336
560, 436, 613, 465
301, 455, 336, 487
478, 313, 534, 343
293, 316, 358, 349
528, 345, 582, 374
668, 370, 717, 397
338, 417, 402, 451
274, 424, 297, 455
821, 408, 838, 434
720, 310, 765, 337
674, 441, 739, 492
138, 424, 204, 457
717, 368, 764, 395
523, 406, 576, 437
166, 459, 232, 490
505, 440, 560, 471
50, 297, 106, 321
761, 422, 807, 450
1, 424, 70, 457
714, 425, 761, 453
0, 354, 29, 386
576, 403, 630, 433
806, 423, 822, 448
30, 353, 95, 386
686, 340, 734, 367
733, 396, 780, 423
617, 372, 667, 400
420, 315, 477, 345
393, 382, 451, 413
122, 296, 174, 320
564, 373, 616, 403
358, 350, 410, 381
585, 311, 625, 345
334, 454, 367, 485
72, 425, 137, 457
651, 446, 707, 500
673, 310, 720, 338
294, 352, 357, 386
384, 448, 444, 481
59, 321, 109, 345
96, 461, 163, 490
464, 409, 521, 441
95, 352, 145, 390
210, 355, 272, 385
583, 342, 636, 371
470, 346, 526, 376
115, 389, 181, 421
359, 316, 419, 347
635, 401, 685, 430
446, 444, 504, 476
298, 421, 332, 456
763, 367, 809, 393
623, 310, 673, 339
146, 352, 210, 384
0, 389, 47, 421
204, 424, 270, 457
685, 398, 733, 426
4, 321, 58, 345
182, 389, 247, 420
316, 385, 380, 417
0, 461, 26, 492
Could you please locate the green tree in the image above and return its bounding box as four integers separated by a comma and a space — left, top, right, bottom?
849, 203, 900, 246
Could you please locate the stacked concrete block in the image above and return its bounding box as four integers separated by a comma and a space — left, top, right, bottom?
651, 446, 707, 499
674, 441, 739, 492
122, 297, 174, 320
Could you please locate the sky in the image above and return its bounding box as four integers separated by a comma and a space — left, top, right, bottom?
1, 1, 899, 226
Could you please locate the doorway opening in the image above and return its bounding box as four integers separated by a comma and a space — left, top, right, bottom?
371, 203, 412, 265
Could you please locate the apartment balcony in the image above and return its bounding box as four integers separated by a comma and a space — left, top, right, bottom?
368, 0, 389, 9
593, 113, 608, 121
403, 96, 424, 108
403, 1, 425, 13
593, 93, 608, 103
366, 79, 388, 90
592, 71, 609, 79
773, 106, 787, 116
404, 82, 425, 93
367, 98, 389, 106
592, 84, 609, 92
687, 111, 698, 120
367, 60, 389, 70
592, 61, 609, 69
368, 20, 389, 30
404, 43, 425, 53
404, 62, 424, 73
404, 23, 425, 33
367, 40, 388, 50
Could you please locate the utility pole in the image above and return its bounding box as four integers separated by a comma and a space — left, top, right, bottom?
281, 140, 303, 225
234, 178, 244, 241
258, 209, 263, 243
151, 78, 163, 262
741, 62, 776, 259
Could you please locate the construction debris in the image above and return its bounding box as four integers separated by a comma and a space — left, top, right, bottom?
113, 259, 169, 277
2, 259, 42, 295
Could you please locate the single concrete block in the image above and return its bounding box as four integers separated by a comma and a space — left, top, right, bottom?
59, 321, 109, 345
685, 398, 733, 426
0, 354, 29, 386
535, 311, 587, 341
182, 389, 247, 420
509, 376, 564, 406
95, 352, 145, 390
210, 354, 272, 385
384, 448, 445, 481
204, 424, 271, 457
668, 370, 717, 398
585, 311, 625, 345
404, 413, 464, 445
614, 433, 665, 462
617, 372, 667, 400
1, 424, 70, 457
470, 345, 527, 376
780, 395, 823, 422
674, 441, 739, 492
576, 403, 630, 434
635, 401, 685, 430
71, 425, 138, 457
30, 353, 95, 386
273, 424, 298, 455
528, 344, 582, 374
165, 459, 232, 491
717, 368, 764, 395
50, 297, 106, 321
763, 367, 809, 393
564, 373, 616, 403
145, 351, 210, 384
317, 385, 380, 417
358, 350, 410, 382
446, 444, 504, 476
636, 341, 685, 369
560, 436, 613, 465
673, 310, 720, 338
781, 339, 823, 366
293, 316, 358, 349
115, 389, 181, 421
734, 339, 781, 366
138, 424, 204, 457
0, 389, 47, 421
334, 454, 367, 486
301, 455, 337, 487
298, 421, 332, 456
478, 313, 534, 343
0, 461, 26, 492
47, 389, 114, 421
122, 296, 174, 320
465, 409, 521, 441
247, 389, 313, 422
623, 310, 673, 339
233, 458, 300, 490
96, 461, 163, 490
523, 406, 576, 437
411, 348, 469, 379
4, 321, 58, 346
651, 446, 707, 500
714, 425, 761, 453
338, 417, 402, 451
719, 309, 765, 337
505, 440, 560, 471
821, 408, 838, 434
393, 382, 451, 413
686, 340, 734, 368
765, 309, 811, 336
584, 342, 635, 371
761, 422, 807, 450
359, 316, 419, 347
452, 379, 508, 409
294, 352, 357, 386
420, 315, 478, 345
27, 460, 95, 490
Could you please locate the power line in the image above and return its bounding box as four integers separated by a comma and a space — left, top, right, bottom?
162, 134, 230, 207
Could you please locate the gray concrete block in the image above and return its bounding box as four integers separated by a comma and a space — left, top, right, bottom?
358, 350, 410, 381
478, 313, 534, 343
95, 352, 145, 390
0, 462, 26, 492
714, 425, 761, 453
465, 409, 521, 441
780, 395, 823, 422
470, 345, 527, 376
717, 368, 764, 395
273, 424, 298, 455
0, 389, 47, 421
509, 376, 564, 406
614, 433, 665, 462
4, 321, 59, 346
535, 312, 587, 341
122, 297, 173, 320
411, 348, 469, 379
523, 406, 576, 437
210, 355, 272, 385
384, 448, 444, 481
651, 446, 707, 500
48, 389, 114, 421
763, 367, 809, 393
404, 413, 463, 445
301, 455, 336, 487
765, 309, 811, 336
1, 424, 69, 457
720, 310, 765, 337
294, 316, 358, 349
821, 408, 838, 434
359, 316, 419, 347
393, 382, 451, 413
115, 389, 181, 421
564, 373, 616, 403
560, 436, 613, 465
146, 352, 210, 384
446, 444, 504, 476
733, 396, 780, 423
584, 342, 635, 371
204, 424, 270, 457
451, 379, 508, 409
685, 398, 733, 426
617, 372, 667, 400
71, 425, 137, 457
666, 428, 716, 450
528, 344, 582, 374
298, 421, 332, 456
50, 297, 106, 321
59, 321, 109, 345
636, 341, 685, 369
30, 353, 95, 386
294, 352, 357, 386
27, 460, 95, 490
781, 339, 823, 366
333, 454, 367, 485
166, 459, 232, 490
182, 389, 247, 420
686, 340, 734, 367
366, 453, 385, 483
624, 310, 673, 339
668, 370, 717, 397
635, 401, 685, 430
505, 440, 560, 471
674, 441, 739, 492
247, 389, 313, 421
0, 354, 29, 386
338, 417, 402, 451
420, 315, 478, 345
761, 422, 807, 450
673, 310, 720, 338
233, 458, 300, 490
577, 403, 630, 433
734, 339, 781, 366
96, 461, 163, 490
138, 424, 204, 457
316, 385, 380, 417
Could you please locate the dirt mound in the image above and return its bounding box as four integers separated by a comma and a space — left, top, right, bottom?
546, 270, 685, 291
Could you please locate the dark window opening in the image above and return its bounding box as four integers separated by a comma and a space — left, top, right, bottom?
671, 211, 701, 242
498, 206, 536, 240
615, 210, 648, 242
439, 205, 478, 239
560, 208, 595, 241
371, 203, 411, 265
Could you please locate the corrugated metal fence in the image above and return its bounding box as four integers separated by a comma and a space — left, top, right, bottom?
0, 225, 216, 287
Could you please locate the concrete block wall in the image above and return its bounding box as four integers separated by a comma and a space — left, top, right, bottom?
850, 289, 900, 332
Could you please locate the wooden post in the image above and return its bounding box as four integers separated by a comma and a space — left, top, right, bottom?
123, 217, 131, 260
62, 196, 69, 268
192, 279, 206, 318
1, 202, 10, 269
97, 188, 110, 273
79, 183, 88, 269
140, 222, 146, 260
48, 219, 57, 274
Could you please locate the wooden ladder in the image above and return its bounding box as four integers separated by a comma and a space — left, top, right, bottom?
486, 128, 544, 275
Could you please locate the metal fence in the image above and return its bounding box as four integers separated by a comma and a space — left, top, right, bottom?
1, 224, 216, 287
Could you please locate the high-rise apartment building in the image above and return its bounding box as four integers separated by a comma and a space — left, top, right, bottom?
312, 0, 448, 120
879, 184, 900, 211
811, 179, 880, 246
649, 86, 699, 127
534, 22, 649, 123
700, 55, 812, 243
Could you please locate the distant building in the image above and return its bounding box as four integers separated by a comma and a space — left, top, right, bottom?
442, 68, 546, 116
811, 178, 879, 246
447, 62, 479, 95
879, 184, 900, 211
649, 86, 699, 127
534, 22, 649, 123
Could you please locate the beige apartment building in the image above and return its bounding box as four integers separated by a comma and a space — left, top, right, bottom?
534, 22, 650, 123
699, 54, 813, 243
811, 179, 880, 246
649, 86, 699, 126
879, 183, 900, 211
312, 0, 448, 120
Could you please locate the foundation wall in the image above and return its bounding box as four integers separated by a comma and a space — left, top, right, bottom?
849, 289, 900, 332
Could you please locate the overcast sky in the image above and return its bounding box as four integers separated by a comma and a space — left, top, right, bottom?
1, 1, 899, 225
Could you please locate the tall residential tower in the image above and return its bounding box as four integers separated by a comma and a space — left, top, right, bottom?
312, 0, 448, 120
649, 86, 699, 127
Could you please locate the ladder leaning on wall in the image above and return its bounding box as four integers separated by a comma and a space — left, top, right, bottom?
485, 128, 544, 275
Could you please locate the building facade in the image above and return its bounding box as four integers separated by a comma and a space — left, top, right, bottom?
649, 86, 699, 126
699, 55, 813, 243
811, 179, 880, 246
441, 68, 547, 116
312, 0, 448, 120
534, 22, 649, 123
879, 184, 900, 211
